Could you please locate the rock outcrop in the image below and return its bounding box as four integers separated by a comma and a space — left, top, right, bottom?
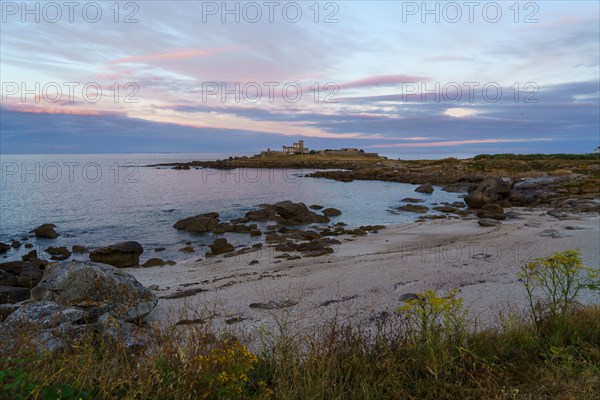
89, 241, 143, 268
464, 178, 511, 209
173, 212, 220, 233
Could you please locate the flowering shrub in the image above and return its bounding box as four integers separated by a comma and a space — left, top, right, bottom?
518, 249, 598, 321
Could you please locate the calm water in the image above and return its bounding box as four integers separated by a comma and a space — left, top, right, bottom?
0, 154, 461, 263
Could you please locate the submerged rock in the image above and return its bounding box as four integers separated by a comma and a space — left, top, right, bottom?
89, 241, 143, 268
398, 204, 429, 213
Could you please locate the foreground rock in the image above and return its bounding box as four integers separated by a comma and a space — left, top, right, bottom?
89, 241, 143, 268
34, 224, 59, 239
174, 212, 220, 233
32, 261, 157, 321
1, 261, 157, 351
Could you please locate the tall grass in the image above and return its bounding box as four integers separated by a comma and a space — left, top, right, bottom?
1, 251, 599, 399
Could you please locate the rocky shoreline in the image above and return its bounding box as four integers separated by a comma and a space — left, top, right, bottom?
2, 155, 599, 350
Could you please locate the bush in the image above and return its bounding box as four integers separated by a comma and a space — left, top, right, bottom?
518, 249, 598, 322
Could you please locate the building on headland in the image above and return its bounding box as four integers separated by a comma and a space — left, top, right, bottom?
282, 140, 309, 155
259, 141, 378, 157
595, 146, 600, 154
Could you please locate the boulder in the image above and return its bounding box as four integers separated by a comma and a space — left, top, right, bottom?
0, 261, 158, 351
415, 183, 434, 193
0, 243, 10, 253
45, 246, 72, 261
272, 201, 330, 225
0, 261, 44, 288
208, 238, 235, 255
173, 212, 220, 233
476, 203, 506, 220
34, 224, 59, 238
322, 207, 342, 217
141, 258, 165, 268
464, 178, 511, 209
31, 261, 157, 322
89, 241, 143, 268
11, 240, 21, 248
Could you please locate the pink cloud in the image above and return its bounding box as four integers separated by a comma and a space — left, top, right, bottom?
367, 138, 551, 148
2, 103, 116, 116
340, 74, 431, 90
108, 46, 247, 65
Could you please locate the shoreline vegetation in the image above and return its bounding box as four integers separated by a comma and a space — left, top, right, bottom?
1, 252, 599, 399
1, 153, 599, 399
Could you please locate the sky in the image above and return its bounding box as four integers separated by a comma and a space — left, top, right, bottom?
0, 0, 599, 157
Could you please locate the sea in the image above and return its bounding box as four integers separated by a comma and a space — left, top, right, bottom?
0, 154, 462, 263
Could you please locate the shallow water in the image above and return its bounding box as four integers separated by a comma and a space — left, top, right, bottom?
0, 154, 462, 263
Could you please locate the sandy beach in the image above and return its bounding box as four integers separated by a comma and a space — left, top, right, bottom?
130, 207, 600, 333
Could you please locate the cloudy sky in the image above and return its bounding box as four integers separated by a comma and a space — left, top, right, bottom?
1, 0, 598, 157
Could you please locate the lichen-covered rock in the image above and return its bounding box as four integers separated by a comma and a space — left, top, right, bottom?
89, 241, 143, 268
31, 261, 157, 322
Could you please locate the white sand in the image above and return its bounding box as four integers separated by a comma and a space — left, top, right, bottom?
129, 208, 600, 333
